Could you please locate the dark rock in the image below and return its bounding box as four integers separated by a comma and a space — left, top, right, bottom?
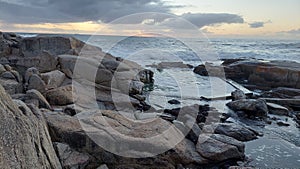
147, 62, 194, 69
226, 99, 268, 118
53, 142, 91, 169
232, 90, 247, 101
168, 99, 181, 105
0, 85, 61, 168
277, 121, 290, 126
202, 123, 258, 141
266, 102, 289, 116
196, 134, 245, 162
27, 74, 47, 93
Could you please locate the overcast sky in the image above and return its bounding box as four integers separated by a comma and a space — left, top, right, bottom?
0, 0, 299, 38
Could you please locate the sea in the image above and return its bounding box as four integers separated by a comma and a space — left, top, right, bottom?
18, 33, 300, 168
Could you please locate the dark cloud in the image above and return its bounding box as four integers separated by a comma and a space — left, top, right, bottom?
0, 0, 245, 29
0, 0, 174, 24
248, 20, 271, 28
285, 28, 300, 34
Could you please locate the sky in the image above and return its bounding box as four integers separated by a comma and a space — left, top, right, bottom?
0, 0, 299, 38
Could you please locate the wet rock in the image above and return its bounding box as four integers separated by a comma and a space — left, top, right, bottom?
261, 87, 300, 99
266, 102, 289, 116
196, 134, 245, 162
232, 90, 247, 101
277, 121, 290, 126
0, 85, 61, 168
168, 99, 181, 105
46, 85, 78, 106
53, 142, 90, 169
41, 70, 66, 89
202, 123, 258, 141
226, 99, 268, 118
194, 63, 225, 77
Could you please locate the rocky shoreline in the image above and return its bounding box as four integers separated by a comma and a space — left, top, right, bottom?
1, 32, 299, 168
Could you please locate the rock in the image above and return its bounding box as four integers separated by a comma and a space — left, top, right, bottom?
4, 64, 12, 71
41, 70, 66, 89
147, 62, 193, 69
97, 164, 109, 169
46, 85, 78, 106
277, 121, 290, 126
25, 67, 40, 84
0, 85, 61, 168
261, 87, 300, 99
0, 71, 16, 80
226, 99, 268, 118
266, 103, 289, 116
0, 64, 6, 74
224, 59, 300, 89
27, 74, 46, 93
26, 89, 52, 110
193, 63, 225, 77
10, 70, 22, 82
0, 78, 23, 95
232, 90, 246, 101
202, 123, 258, 141
261, 98, 300, 111
20, 36, 93, 57
193, 65, 208, 76
44, 110, 215, 167
168, 99, 181, 105
53, 142, 90, 169
196, 134, 245, 162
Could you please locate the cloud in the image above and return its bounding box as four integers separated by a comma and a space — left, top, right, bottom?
285, 28, 300, 34
248, 20, 271, 28
278, 28, 300, 36
181, 13, 244, 28
154, 13, 244, 29
0, 0, 175, 24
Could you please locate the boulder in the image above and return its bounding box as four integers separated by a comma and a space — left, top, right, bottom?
147, 62, 193, 69
202, 123, 258, 141
1, 71, 16, 80
196, 134, 245, 162
226, 99, 268, 118
46, 85, 78, 106
27, 74, 46, 93
168, 99, 181, 105
266, 102, 289, 116
53, 142, 91, 169
41, 70, 66, 89
0, 85, 61, 168
0, 64, 6, 74
43, 110, 216, 167
0, 78, 23, 95
224, 60, 300, 89
231, 90, 246, 101
26, 89, 52, 110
